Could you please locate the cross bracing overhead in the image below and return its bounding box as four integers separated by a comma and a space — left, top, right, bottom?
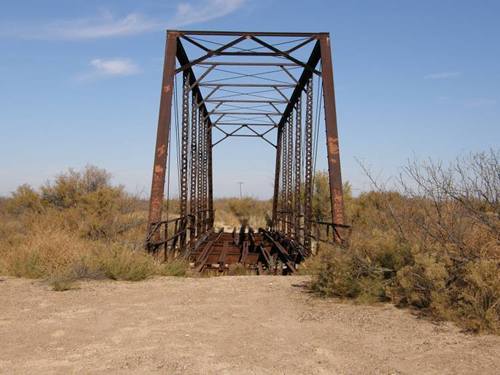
146, 31, 346, 272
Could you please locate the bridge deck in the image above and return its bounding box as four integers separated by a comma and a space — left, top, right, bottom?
189, 231, 295, 274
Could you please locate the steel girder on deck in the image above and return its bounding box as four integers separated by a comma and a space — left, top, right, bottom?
146, 30, 345, 261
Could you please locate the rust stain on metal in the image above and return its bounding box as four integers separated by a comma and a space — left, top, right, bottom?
146, 30, 348, 262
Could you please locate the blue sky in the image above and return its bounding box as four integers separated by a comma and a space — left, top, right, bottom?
0, 0, 499, 198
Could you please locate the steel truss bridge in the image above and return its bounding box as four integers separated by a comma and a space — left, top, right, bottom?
146, 30, 347, 273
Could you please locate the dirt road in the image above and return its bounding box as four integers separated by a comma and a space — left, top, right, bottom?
0, 276, 498, 374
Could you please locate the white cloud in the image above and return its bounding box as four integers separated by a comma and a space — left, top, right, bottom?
76, 58, 140, 81
1, 0, 245, 40
170, 0, 245, 27
424, 71, 461, 80
90, 58, 140, 76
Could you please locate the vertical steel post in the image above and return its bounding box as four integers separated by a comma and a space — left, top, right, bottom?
202, 117, 209, 231
148, 32, 178, 233
189, 93, 198, 245
271, 126, 283, 228
179, 72, 190, 250
286, 112, 294, 237
281, 121, 288, 233
319, 35, 345, 227
294, 97, 302, 242
197, 107, 204, 236
304, 78, 314, 252
207, 122, 214, 229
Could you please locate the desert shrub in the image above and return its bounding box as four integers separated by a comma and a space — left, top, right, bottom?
311, 248, 361, 298
457, 259, 500, 332
77, 187, 139, 240
214, 197, 271, 229
96, 245, 156, 281
1, 226, 96, 278
311, 150, 500, 333
6, 184, 44, 215
48, 269, 78, 291
312, 172, 354, 223
37, 166, 140, 240
311, 243, 395, 303
392, 252, 449, 309
0, 166, 185, 289
158, 258, 189, 276
41, 165, 112, 208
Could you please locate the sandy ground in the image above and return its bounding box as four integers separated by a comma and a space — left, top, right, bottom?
0, 276, 499, 375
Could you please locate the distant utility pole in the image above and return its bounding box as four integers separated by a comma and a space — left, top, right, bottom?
237, 181, 244, 199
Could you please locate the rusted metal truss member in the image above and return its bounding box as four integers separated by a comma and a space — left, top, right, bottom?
303, 78, 314, 251
180, 72, 190, 250
287, 112, 293, 238
146, 30, 345, 255
189, 92, 198, 244
294, 97, 302, 243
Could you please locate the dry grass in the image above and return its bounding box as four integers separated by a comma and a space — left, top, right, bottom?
227, 263, 253, 276
213, 197, 271, 229
0, 166, 188, 290
1, 153, 498, 334
308, 150, 500, 334
0, 166, 270, 290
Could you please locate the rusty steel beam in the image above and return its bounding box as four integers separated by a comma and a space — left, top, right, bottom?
148, 31, 178, 230
176, 35, 246, 73
215, 123, 276, 127
286, 36, 316, 53
276, 41, 321, 132
176, 37, 214, 233
207, 123, 214, 228
200, 83, 295, 88
148, 30, 345, 255
261, 230, 296, 273
271, 41, 321, 227
271, 123, 283, 226
294, 97, 302, 242
176, 39, 213, 129
319, 35, 345, 227
180, 72, 190, 250
218, 52, 286, 57
250, 36, 321, 75
189, 92, 198, 244
210, 111, 282, 116
188, 65, 216, 89
180, 35, 210, 51
176, 30, 326, 37
205, 99, 288, 103
207, 126, 215, 229
286, 113, 293, 236
199, 62, 299, 67
303, 78, 313, 251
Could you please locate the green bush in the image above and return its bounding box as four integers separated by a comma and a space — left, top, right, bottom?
312, 249, 361, 298
96, 245, 156, 281
159, 258, 189, 277
48, 269, 78, 291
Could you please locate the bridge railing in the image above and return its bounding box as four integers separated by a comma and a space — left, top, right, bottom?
306, 220, 351, 247
146, 215, 190, 260
273, 209, 350, 250
146, 209, 214, 260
